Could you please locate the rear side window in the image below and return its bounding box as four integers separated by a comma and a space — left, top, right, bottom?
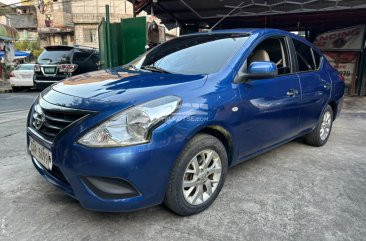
73, 49, 99, 71
293, 39, 318, 72
72, 50, 91, 65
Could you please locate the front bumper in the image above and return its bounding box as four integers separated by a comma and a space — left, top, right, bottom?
27, 122, 186, 212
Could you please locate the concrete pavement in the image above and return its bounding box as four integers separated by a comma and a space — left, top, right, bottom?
0, 92, 39, 112
0, 81, 11, 93
0, 95, 365, 241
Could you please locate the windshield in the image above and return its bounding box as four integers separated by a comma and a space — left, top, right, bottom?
130, 33, 250, 75
15, 64, 35, 70
38, 48, 72, 64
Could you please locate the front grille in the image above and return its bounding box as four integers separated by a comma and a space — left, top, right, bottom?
31, 100, 88, 142
50, 165, 70, 186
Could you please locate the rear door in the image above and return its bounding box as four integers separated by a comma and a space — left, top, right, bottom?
291, 38, 331, 131
237, 36, 302, 159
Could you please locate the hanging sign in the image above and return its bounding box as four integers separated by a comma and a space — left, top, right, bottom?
314, 25, 365, 51
323, 51, 359, 92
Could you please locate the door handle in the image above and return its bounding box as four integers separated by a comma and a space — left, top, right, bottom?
323, 82, 331, 90
287, 89, 299, 97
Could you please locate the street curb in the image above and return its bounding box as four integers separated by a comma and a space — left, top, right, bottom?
0, 87, 12, 93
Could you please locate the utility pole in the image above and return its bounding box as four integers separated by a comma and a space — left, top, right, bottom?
133, 0, 136, 18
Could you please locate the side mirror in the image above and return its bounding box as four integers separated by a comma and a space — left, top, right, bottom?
237, 61, 278, 83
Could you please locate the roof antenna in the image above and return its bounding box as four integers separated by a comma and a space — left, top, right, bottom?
209, 2, 246, 32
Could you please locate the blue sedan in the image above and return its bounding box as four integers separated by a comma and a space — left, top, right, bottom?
27, 29, 345, 216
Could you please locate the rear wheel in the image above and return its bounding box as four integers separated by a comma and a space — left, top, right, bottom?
164, 134, 228, 216
11, 86, 22, 92
305, 105, 333, 147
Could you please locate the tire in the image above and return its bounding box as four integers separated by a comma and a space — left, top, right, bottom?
164, 134, 228, 216
11, 86, 22, 92
305, 105, 334, 147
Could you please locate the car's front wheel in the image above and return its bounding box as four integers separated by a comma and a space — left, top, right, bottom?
305, 105, 334, 147
164, 134, 228, 216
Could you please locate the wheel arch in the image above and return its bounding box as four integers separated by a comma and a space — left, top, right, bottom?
328, 100, 338, 120
197, 125, 234, 167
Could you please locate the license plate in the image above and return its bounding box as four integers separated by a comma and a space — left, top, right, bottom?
20, 74, 32, 78
29, 137, 53, 170
44, 67, 56, 74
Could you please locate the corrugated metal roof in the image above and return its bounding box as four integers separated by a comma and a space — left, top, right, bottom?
0, 24, 19, 41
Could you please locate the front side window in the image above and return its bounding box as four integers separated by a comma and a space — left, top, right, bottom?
247, 37, 291, 75
131, 33, 250, 75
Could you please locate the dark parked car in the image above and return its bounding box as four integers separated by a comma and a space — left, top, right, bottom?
27, 29, 345, 216
34, 45, 100, 88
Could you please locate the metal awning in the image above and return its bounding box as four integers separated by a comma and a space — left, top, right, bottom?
132, 0, 366, 32
0, 24, 19, 41
0, 50, 30, 58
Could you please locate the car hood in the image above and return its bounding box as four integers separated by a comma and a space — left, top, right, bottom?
43, 67, 207, 111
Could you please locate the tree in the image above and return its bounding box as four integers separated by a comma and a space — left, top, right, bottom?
14, 40, 40, 51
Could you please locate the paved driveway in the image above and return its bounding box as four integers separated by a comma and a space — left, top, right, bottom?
0, 95, 365, 241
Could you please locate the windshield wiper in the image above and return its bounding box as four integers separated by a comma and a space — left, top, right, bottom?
124, 64, 140, 71
140, 65, 172, 74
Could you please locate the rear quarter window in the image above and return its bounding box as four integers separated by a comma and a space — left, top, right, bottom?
312, 50, 323, 69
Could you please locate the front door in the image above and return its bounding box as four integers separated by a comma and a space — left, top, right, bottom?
236, 36, 302, 159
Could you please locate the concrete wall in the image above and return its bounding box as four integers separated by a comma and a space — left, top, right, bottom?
71, 0, 133, 48
41, 33, 73, 46
71, 0, 133, 16
36, 0, 74, 47
74, 24, 99, 48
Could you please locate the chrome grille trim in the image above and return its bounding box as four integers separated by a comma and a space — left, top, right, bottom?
30, 97, 92, 142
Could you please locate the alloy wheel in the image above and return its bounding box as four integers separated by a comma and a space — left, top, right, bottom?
320, 111, 332, 141
182, 149, 222, 205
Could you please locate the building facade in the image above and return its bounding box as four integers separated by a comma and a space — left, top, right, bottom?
72, 0, 133, 48
5, 0, 178, 48
35, 0, 74, 47
0, 4, 38, 42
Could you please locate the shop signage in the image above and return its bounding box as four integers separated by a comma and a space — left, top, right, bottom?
314, 25, 365, 51
324, 51, 359, 92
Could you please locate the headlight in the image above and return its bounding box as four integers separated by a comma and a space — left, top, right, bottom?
78, 96, 181, 147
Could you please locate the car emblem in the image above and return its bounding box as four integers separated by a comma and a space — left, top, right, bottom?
33, 104, 46, 130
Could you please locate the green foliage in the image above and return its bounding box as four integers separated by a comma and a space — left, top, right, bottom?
15, 41, 43, 61
32, 49, 43, 59
1, 63, 14, 80
14, 40, 40, 51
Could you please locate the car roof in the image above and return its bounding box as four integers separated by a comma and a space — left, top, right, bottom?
182, 28, 321, 53
44, 45, 98, 51
184, 28, 297, 38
